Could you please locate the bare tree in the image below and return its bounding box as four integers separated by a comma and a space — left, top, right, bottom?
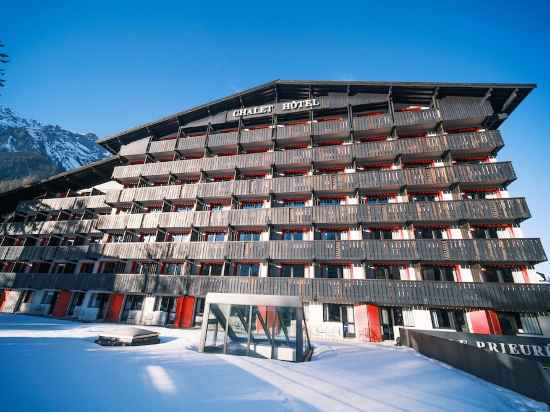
0, 41, 8, 89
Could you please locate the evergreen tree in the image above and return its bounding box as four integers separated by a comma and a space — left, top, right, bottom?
0, 41, 8, 89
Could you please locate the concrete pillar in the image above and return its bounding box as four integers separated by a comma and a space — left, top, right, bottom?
259, 262, 269, 277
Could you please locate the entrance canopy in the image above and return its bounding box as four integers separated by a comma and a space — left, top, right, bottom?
198, 293, 312, 362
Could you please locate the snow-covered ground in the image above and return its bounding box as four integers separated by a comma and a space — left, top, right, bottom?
0, 314, 546, 412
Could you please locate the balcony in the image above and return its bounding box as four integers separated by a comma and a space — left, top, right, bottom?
119, 137, 150, 159
352, 114, 393, 136
0, 238, 544, 264
1, 273, 548, 312
106, 162, 516, 205
240, 128, 272, 146
148, 139, 177, 158
438, 96, 494, 129
110, 131, 503, 183
16, 195, 109, 214
207, 131, 238, 151
393, 108, 441, 132
176, 135, 207, 155
94, 198, 529, 232
311, 119, 350, 138
275, 124, 311, 143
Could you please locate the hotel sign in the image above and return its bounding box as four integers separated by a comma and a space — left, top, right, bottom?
424, 330, 550, 364
231, 98, 321, 118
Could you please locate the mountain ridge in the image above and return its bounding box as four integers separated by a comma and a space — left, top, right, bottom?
0, 106, 107, 192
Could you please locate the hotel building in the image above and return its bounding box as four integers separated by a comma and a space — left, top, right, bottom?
0, 80, 548, 341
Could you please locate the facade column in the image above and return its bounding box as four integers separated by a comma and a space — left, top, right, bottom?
105, 293, 125, 322
354, 304, 382, 342
467, 310, 502, 335
174, 296, 196, 328
51, 290, 72, 318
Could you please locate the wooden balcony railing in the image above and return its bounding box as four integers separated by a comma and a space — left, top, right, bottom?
16, 195, 109, 214
108, 162, 516, 205
111, 131, 503, 182
90, 198, 531, 232
0, 238, 545, 264
0, 273, 548, 312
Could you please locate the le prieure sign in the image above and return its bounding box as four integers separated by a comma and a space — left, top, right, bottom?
230, 98, 321, 119
420, 329, 550, 365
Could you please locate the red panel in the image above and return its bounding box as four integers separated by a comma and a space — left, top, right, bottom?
354, 304, 382, 342
367, 305, 382, 342
469, 310, 502, 335
51, 291, 72, 318
105, 293, 124, 322
0, 289, 8, 311
181, 296, 196, 328
174, 296, 186, 328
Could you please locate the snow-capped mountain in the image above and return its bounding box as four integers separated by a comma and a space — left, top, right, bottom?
0, 106, 107, 171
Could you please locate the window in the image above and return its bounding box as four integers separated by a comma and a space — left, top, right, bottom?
200, 264, 223, 276
422, 266, 455, 281
318, 265, 344, 279
499, 312, 542, 336
164, 263, 183, 275
323, 304, 343, 322
430, 309, 467, 331
364, 196, 390, 205
80, 262, 95, 273
482, 267, 514, 283
320, 230, 343, 241
281, 264, 305, 278
21, 290, 34, 304
236, 263, 259, 277
238, 232, 261, 241
280, 200, 305, 208
101, 261, 125, 274
471, 227, 499, 239
463, 191, 488, 200
366, 265, 401, 280
430, 309, 452, 329
207, 232, 225, 242
319, 198, 341, 206
415, 228, 444, 239
210, 204, 224, 212
154, 296, 175, 312
40, 290, 56, 305
88, 293, 107, 308
364, 228, 393, 240
410, 193, 437, 202
142, 234, 156, 243
241, 202, 262, 209
176, 205, 193, 212
282, 231, 304, 241
124, 295, 144, 311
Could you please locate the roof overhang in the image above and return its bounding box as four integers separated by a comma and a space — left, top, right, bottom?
0, 156, 123, 215
96, 79, 536, 154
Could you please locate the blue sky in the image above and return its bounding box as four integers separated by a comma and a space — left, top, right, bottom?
2, 1, 550, 272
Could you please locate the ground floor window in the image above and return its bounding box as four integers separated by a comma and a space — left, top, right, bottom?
154, 296, 175, 313
41, 291, 57, 305
430, 309, 467, 332
499, 312, 542, 336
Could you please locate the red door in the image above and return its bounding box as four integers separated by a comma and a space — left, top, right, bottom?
51, 291, 72, 317
105, 293, 125, 322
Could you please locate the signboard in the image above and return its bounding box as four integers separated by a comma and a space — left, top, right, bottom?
230, 98, 321, 120
418, 329, 550, 364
